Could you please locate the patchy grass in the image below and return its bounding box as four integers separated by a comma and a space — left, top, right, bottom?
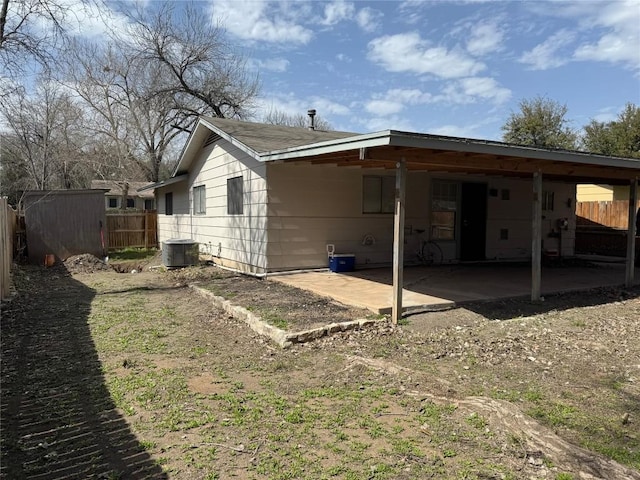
109, 247, 158, 261
72, 270, 640, 478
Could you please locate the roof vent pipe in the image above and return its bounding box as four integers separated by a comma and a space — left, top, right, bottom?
307, 109, 316, 130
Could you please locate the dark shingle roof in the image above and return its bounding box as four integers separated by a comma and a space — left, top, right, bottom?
203, 117, 357, 154
91, 180, 155, 199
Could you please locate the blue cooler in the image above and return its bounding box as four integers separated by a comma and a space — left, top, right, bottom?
329, 254, 355, 272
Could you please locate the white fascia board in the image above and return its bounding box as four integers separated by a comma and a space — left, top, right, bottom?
172, 121, 210, 176
199, 118, 261, 159
387, 131, 640, 170
139, 174, 188, 192
259, 131, 392, 161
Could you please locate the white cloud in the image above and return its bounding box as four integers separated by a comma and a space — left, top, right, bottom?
28, 0, 132, 40
524, 0, 640, 71
466, 21, 504, 56
429, 124, 479, 138
209, 0, 312, 44
365, 78, 509, 117
251, 58, 290, 72
519, 29, 576, 70
573, 0, 640, 71
367, 32, 485, 79
442, 77, 511, 104
336, 53, 351, 62
365, 88, 433, 116
319, 0, 355, 26
356, 7, 383, 33
255, 94, 350, 121
311, 97, 350, 116
364, 115, 415, 133
365, 99, 404, 116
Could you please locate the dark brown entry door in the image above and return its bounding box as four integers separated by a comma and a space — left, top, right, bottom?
460, 182, 487, 261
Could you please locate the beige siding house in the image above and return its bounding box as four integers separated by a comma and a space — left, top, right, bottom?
576, 184, 631, 202
91, 180, 155, 211
144, 117, 604, 275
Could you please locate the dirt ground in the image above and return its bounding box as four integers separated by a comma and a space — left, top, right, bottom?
1, 261, 639, 479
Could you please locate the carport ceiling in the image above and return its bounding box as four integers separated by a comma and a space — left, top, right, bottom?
265, 131, 640, 185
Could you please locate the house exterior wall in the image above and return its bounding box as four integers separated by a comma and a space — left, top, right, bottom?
576, 184, 614, 202
105, 196, 151, 211
265, 163, 397, 270
484, 178, 576, 259
156, 137, 578, 274
156, 141, 268, 274
265, 165, 577, 271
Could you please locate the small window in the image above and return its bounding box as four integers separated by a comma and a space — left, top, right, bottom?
144, 199, 154, 210
227, 177, 243, 215
363, 176, 395, 214
500, 228, 509, 240
193, 185, 206, 215
108, 198, 118, 208
126, 198, 135, 208
501, 189, 510, 201
542, 191, 554, 211
165, 192, 173, 216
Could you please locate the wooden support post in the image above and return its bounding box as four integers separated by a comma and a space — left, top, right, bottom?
392, 159, 407, 325
531, 171, 542, 302
625, 178, 638, 287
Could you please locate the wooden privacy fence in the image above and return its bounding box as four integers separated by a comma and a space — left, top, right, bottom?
1, 198, 17, 300
106, 211, 157, 250
576, 200, 640, 230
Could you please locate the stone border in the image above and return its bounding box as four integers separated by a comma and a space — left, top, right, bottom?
190, 285, 384, 348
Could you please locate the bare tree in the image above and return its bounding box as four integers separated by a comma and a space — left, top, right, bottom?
0, 75, 89, 193
126, 2, 259, 126
0, 0, 75, 90
262, 108, 334, 130
63, 39, 187, 182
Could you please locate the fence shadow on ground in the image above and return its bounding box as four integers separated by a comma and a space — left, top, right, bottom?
461, 284, 640, 321
0, 265, 166, 479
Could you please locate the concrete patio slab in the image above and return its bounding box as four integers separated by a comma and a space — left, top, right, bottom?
271, 262, 640, 314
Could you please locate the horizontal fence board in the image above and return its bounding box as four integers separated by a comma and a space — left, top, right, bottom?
106, 212, 157, 250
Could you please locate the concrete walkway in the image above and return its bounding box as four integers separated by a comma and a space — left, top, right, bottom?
272, 261, 640, 314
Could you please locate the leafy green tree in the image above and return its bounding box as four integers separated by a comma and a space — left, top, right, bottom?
502, 96, 578, 150
582, 103, 640, 158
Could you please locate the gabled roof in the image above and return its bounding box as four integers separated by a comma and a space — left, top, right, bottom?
91, 180, 155, 199
205, 117, 356, 153
163, 116, 640, 187
173, 117, 356, 175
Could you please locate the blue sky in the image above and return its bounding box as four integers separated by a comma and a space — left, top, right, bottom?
50, 0, 640, 140
201, 0, 640, 140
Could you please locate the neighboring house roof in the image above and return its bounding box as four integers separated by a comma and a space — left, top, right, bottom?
156, 116, 640, 189
91, 180, 155, 199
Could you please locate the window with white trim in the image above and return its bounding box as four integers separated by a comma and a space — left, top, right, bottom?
193, 185, 206, 215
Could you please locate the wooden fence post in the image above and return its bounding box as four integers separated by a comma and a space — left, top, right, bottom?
144, 213, 149, 249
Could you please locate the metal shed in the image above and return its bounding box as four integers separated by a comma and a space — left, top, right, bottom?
23, 190, 107, 264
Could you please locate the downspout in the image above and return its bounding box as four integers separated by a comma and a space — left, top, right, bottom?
625, 178, 638, 287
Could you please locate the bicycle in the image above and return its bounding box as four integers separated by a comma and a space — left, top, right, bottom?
414, 229, 443, 266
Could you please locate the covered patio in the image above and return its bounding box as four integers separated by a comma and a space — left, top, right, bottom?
263, 130, 640, 323
273, 260, 640, 315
